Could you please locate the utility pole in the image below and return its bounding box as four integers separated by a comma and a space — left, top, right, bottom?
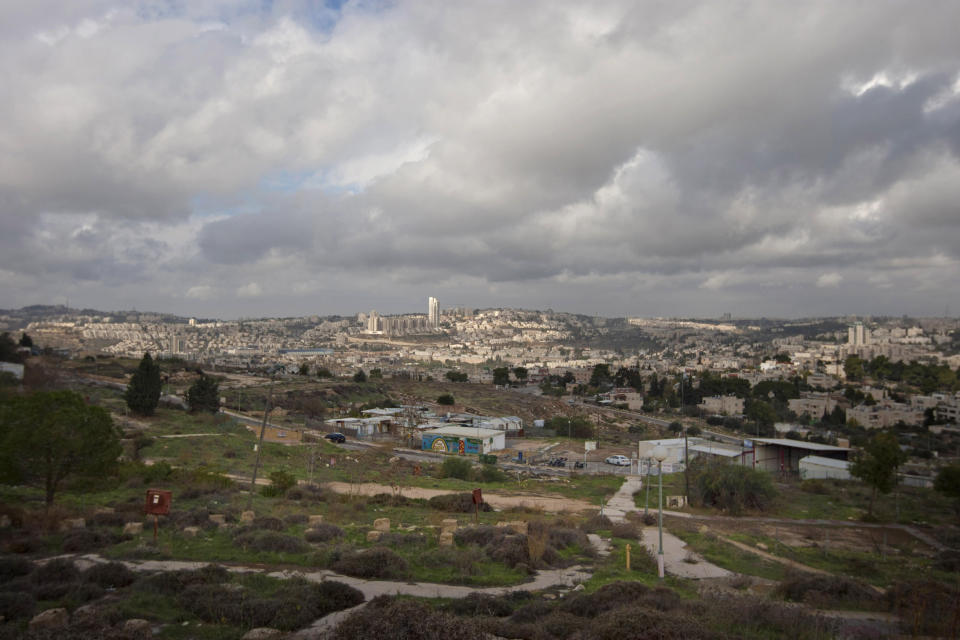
247, 379, 274, 510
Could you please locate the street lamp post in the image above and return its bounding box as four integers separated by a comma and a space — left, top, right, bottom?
652, 444, 668, 579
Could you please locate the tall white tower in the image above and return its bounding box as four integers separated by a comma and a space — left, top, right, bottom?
428, 297, 439, 327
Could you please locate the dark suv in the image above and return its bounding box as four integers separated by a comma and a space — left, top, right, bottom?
324, 432, 346, 443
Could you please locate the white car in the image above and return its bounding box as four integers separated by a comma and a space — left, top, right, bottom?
605, 455, 630, 466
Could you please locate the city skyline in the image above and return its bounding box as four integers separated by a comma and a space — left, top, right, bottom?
1, 2, 959, 319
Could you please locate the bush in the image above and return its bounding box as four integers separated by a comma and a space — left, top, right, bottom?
446, 592, 513, 617
887, 580, 960, 637
428, 493, 492, 513
477, 465, 507, 483
31, 558, 79, 585
62, 529, 118, 553
284, 513, 309, 526
437, 458, 473, 481
378, 532, 427, 547
252, 517, 285, 531
775, 574, 880, 608
332, 547, 408, 579
562, 581, 651, 618
0, 556, 33, 582
487, 534, 530, 569
611, 522, 641, 540
547, 526, 588, 550
233, 531, 309, 554
0, 591, 36, 621
581, 513, 612, 533
305, 524, 344, 543
133, 564, 230, 596
689, 459, 777, 514
333, 596, 487, 640
83, 562, 137, 588
799, 479, 831, 494
437, 394, 455, 406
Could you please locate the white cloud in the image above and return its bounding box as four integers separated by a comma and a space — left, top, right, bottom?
186, 285, 212, 299
236, 282, 262, 298
816, 273, 843, 288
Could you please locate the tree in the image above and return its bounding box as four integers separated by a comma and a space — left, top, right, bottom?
512, 367, 528, 384
353, 369, 367, 383
125, 352, 162, 416
298, 362, 310, 376
436, 393, 455, 406
0, 332, 22, 363
18, 333, 33, 348
0, 390, 121, 506
850, 431, 906, 517
492, 367, 510, 386
369, 368, 383, 379
316, 367, 333, 378
589, 364, 612, 388
934, 465, 960, 515
186, 374, 220, 413
844, 355, 865, 382
445, 371, 468, 383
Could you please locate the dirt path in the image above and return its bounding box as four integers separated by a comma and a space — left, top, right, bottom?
323, 481, 597, 513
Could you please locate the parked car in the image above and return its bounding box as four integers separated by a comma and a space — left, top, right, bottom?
324, 432, 346, 443
605, 454, 630, 466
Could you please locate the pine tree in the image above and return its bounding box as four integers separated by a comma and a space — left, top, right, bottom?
186, 374, 220, 413
125, 352, 162, 416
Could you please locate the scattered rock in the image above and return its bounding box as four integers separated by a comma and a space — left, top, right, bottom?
183, 526, 201, 538
123, 522, 144, 535
441, 519, 458, 533
308, 515, 324, 527
543, 594, 556, 600
240, 511, 255, 524
373, 517, 390, 532
698, 524, 709, 535
242, 628, 284, 640
94, 507, 115, 515
121, 618, 153, 638
366, 531, 383, 542
209, 514, 226, 525
573, 584, 585, 591
756, 542, 768, 551
29, 608, 69, 631
60, 518, 86, 531
389, 456, 400, 464
438, 531, 454, 547
72, 604, 101, 626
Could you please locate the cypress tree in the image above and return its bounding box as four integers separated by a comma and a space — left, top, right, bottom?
125, 352, 162, 416
187, 374, 220, 413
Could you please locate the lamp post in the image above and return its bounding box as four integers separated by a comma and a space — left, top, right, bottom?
652, 444, 668, 579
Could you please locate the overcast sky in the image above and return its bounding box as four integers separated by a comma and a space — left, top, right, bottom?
2, 1, 959, 320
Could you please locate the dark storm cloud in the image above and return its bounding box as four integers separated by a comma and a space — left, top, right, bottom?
1, 0, 959, 317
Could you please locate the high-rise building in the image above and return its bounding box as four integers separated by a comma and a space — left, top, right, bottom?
847, 322, 869, 347
428, 297, 439, 328
367, 310, 380, 333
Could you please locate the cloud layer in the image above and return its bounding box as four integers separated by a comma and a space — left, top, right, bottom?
2, 1, 959, 318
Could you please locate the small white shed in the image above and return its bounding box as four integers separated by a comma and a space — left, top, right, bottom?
799, 455, 851, 480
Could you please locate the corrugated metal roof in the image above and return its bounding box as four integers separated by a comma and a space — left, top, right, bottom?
424, 425, 504, 438
799, 455, 850, 469
753, 438, 849, 452
689, 444, 742, 457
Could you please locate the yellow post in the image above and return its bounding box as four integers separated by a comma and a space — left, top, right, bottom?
625, 543, 631, 571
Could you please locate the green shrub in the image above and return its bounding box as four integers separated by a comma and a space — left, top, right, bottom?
83, 562, 137, 589
31, 558, 79, 585
62, 529, 120, 553
0, 556, 33, 582
233, 531, 309, 554
610, 522, 641, 540
688, 459, 777, 514
437, 458, 473, 480
333, 596, 486, 640
252, 517, 285, 531
453, 526, 501, 547
332, 547, 408, 579
887, 581, 960, 637
477, 465, 507, 483
561, 581, 652, 618
305, 524, 344, 543
446, 593, 513, 617
0, 591, 36, 621
581, 513, 612, 532
775, 574, 880, 608
428, 493, 492, 513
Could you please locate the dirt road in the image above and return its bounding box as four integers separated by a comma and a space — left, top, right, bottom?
323, 481, 596, 513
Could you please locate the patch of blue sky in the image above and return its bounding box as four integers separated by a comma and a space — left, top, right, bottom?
258, 169, 319, 193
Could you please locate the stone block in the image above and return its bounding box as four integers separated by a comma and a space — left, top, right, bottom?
59, 518, 85, 532
29, 608, 69, 631
122, 618, 153, 638
240, 511, 255, 524
441, 518, 458, 533
373, 517, 390, 532
438, 531, 454, 547
209, 514, 226, 525
0, 515, 10, 528
308, 515, 324, 527
366, 530, 382, 542
183, 526, 201, 538
123, 522, 144, 535
94, 507, 115, 515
